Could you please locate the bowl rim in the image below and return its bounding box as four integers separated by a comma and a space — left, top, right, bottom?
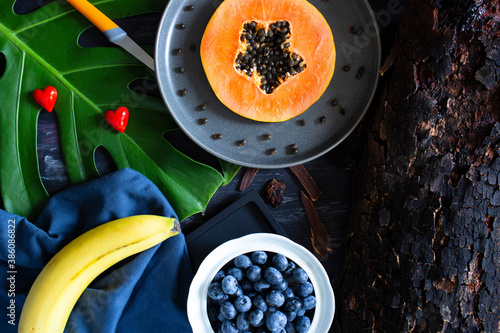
187, 233, 335, 332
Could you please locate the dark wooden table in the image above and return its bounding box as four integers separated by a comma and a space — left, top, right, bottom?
33, 1, 402, 331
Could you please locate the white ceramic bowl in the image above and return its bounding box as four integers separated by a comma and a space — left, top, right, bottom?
187, 233, 335, 332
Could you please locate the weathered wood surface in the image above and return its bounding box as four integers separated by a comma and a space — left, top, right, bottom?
336, 0, 500, 332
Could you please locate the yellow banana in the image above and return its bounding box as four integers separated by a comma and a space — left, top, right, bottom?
18, 215, 181, 333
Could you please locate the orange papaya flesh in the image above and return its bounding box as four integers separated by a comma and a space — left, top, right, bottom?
200, 0, 336, 122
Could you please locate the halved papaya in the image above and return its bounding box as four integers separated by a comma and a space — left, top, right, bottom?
200, 0, 336, 122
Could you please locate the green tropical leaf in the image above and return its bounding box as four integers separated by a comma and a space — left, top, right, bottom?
0, 0, 240, 221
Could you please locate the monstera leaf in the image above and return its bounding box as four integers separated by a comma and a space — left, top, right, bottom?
0, 0, 240, 221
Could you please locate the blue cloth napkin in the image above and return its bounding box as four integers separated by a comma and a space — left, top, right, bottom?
0, 168, 194, 333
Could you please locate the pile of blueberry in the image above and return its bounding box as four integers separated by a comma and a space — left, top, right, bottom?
207, 251, 316, 333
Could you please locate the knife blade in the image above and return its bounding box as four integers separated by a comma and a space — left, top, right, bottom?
66, 0, 155, 71
112, 36, 155, 71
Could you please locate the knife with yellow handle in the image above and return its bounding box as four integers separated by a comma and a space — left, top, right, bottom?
67, 0, 155, 71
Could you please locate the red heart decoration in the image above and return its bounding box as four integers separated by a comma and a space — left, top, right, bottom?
33, 86, 57, 112
105, 107, 129, 133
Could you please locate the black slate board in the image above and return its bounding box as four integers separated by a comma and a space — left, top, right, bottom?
186, 190, 287, 272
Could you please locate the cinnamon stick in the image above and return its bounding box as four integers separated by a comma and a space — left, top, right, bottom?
290, 164, 322, 201
300, 191, 332, 260
239, 167, 259, 191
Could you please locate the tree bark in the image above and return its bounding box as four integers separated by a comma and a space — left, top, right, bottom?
336, 0, 500, 332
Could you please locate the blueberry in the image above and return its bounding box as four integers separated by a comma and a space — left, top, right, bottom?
228, 267, 244, 281
253, 279, 271, 292
220, 301, 237, 320
285, 310, 297, 322
292, 268, 309, 283
221, 320, 239, 333
208, 251, 317, 333
216, 293, 229, 305
295, 281, 313, 297
234, 254, 252, 268
295, 315, 311, 333
264, 267, 283, 285
246, 265, 262, 282
234, 286, 244, 297
283, 261, 296, 275
236, 312, 250, 330
285, 322, 297, 333
283, 287, 295, 299
251, 251, 267, 264
285, 297, 302, 312
265, 310, 287, 331
208, 282, 226, 301
265, 307, 277, 317
248, 309, 265, 327
234, 295, 252, 312
297, 307, 306, 316
266, 290, 285, 307
272, 279, 288, 292
252, 294, 268, 312
302, 295, 317, 310
214, 270, 226, 281
240, 279, 253, 292
221, 275, 238, 295
272, 253, 288, 271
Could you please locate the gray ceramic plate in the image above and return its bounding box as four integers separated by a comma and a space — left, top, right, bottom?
155, 0, 381, 168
